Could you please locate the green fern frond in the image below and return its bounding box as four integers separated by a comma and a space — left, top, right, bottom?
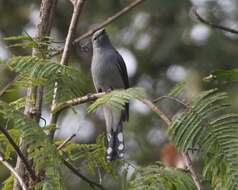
62, 135, 115, 176
168, 89, 238, 189
2, 175, 14, 190
88, 88, 145, 113
4, 56, 89, 103
4, 34, 55, 50
168, 81, 186, 97
0, 101, 62, 190
130, 163, 196, 190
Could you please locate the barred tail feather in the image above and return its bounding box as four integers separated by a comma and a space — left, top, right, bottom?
106, 126, 124, 161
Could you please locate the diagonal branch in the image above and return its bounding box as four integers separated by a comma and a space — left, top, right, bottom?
183, 152, 203, 190
192, 8, 238, 35
0, 153, 27, 190
141, 98, 204, 190
57, 134, 76, 150
62, 158, 106, 190
0, 126, 37, 181
73, 0, 147, 44
60, 0, 86, 66
69, 0, 75, 6
49, 0, 86, 137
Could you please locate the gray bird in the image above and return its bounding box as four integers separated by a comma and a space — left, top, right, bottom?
91, 29, 129, 161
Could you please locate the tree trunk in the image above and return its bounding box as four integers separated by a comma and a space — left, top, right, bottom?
13, 0, 57, 189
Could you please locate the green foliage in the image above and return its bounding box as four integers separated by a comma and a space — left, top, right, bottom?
2, 175, 14, 190
62, 135, 116, 176
0, 128, 19, 159
130, 163, 196, 190
3, 55, 89, 103
0, 101, 62, 190
168, 81, 186, 97
168, 89, 238, 189
88, 88, 145, 113
205, 69, 238, 82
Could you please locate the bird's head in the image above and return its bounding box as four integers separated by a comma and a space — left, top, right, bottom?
92, 28, 111, 48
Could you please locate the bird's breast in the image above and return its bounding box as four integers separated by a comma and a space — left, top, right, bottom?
91, 51, 123, 90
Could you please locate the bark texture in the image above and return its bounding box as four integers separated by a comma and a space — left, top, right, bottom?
13, 0, 58, 189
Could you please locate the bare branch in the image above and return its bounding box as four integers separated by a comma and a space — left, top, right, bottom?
138, 98, 204, 190
139, 98, 172, 126
73, 0, 147, 44
183, 152, 204, 190
52, 92, 106, 114
62, 159, 106, 190
49, 0, 86, 135
0, 126, 37, 181
60, 0, 86, 66
0, 153, 27, 190
153, 95, 189, 107
192, 8, 238, 35
57, 134, 76, 150
69, 0, 75, 6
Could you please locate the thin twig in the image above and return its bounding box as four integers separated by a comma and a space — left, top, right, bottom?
0, 153, 27, 190
94, 162, 102, 185
57, 134, 76, 150
0, 76, 18, 97
62, 158, 106, 190
153, 95, 189, 107
192, 8, 238, 35
138, 98, 172, 127
69, 0, 75, 6
49, 0, 86, 136
49, 0, 85, 137
60, 0, 86, 66
73, 0, 147, 44
183, 152, 204, 190
0, 126, 37, 181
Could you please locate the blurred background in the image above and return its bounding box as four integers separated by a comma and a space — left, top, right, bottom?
0, 0, 238, 189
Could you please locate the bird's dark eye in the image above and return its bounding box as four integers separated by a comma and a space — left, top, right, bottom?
93, 35, 99, 41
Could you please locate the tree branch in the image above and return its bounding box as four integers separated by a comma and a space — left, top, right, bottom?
73, 0, 147, 44
0, 126, 37, 181
141, 98, 204, 190
153, 95, 189, 107
138, 98, 172, 126
192, 8, 238, 35
0, 153, 27, 190
14, 0, 58, 189
69, 0, 75, 6
49, 0, 86, 137
62, 158, 106, 190
57, 134, 76, 150
52, 92, 106, 114
183, 152, 203, 190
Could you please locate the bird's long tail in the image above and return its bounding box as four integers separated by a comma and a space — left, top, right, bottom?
106, 124, 124, 161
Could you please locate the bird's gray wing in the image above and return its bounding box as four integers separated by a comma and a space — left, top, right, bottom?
115, 51, 129, 121
115, 51, 129, 89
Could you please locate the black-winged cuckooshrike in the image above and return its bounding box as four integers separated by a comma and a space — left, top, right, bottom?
91, 29, 129, 161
